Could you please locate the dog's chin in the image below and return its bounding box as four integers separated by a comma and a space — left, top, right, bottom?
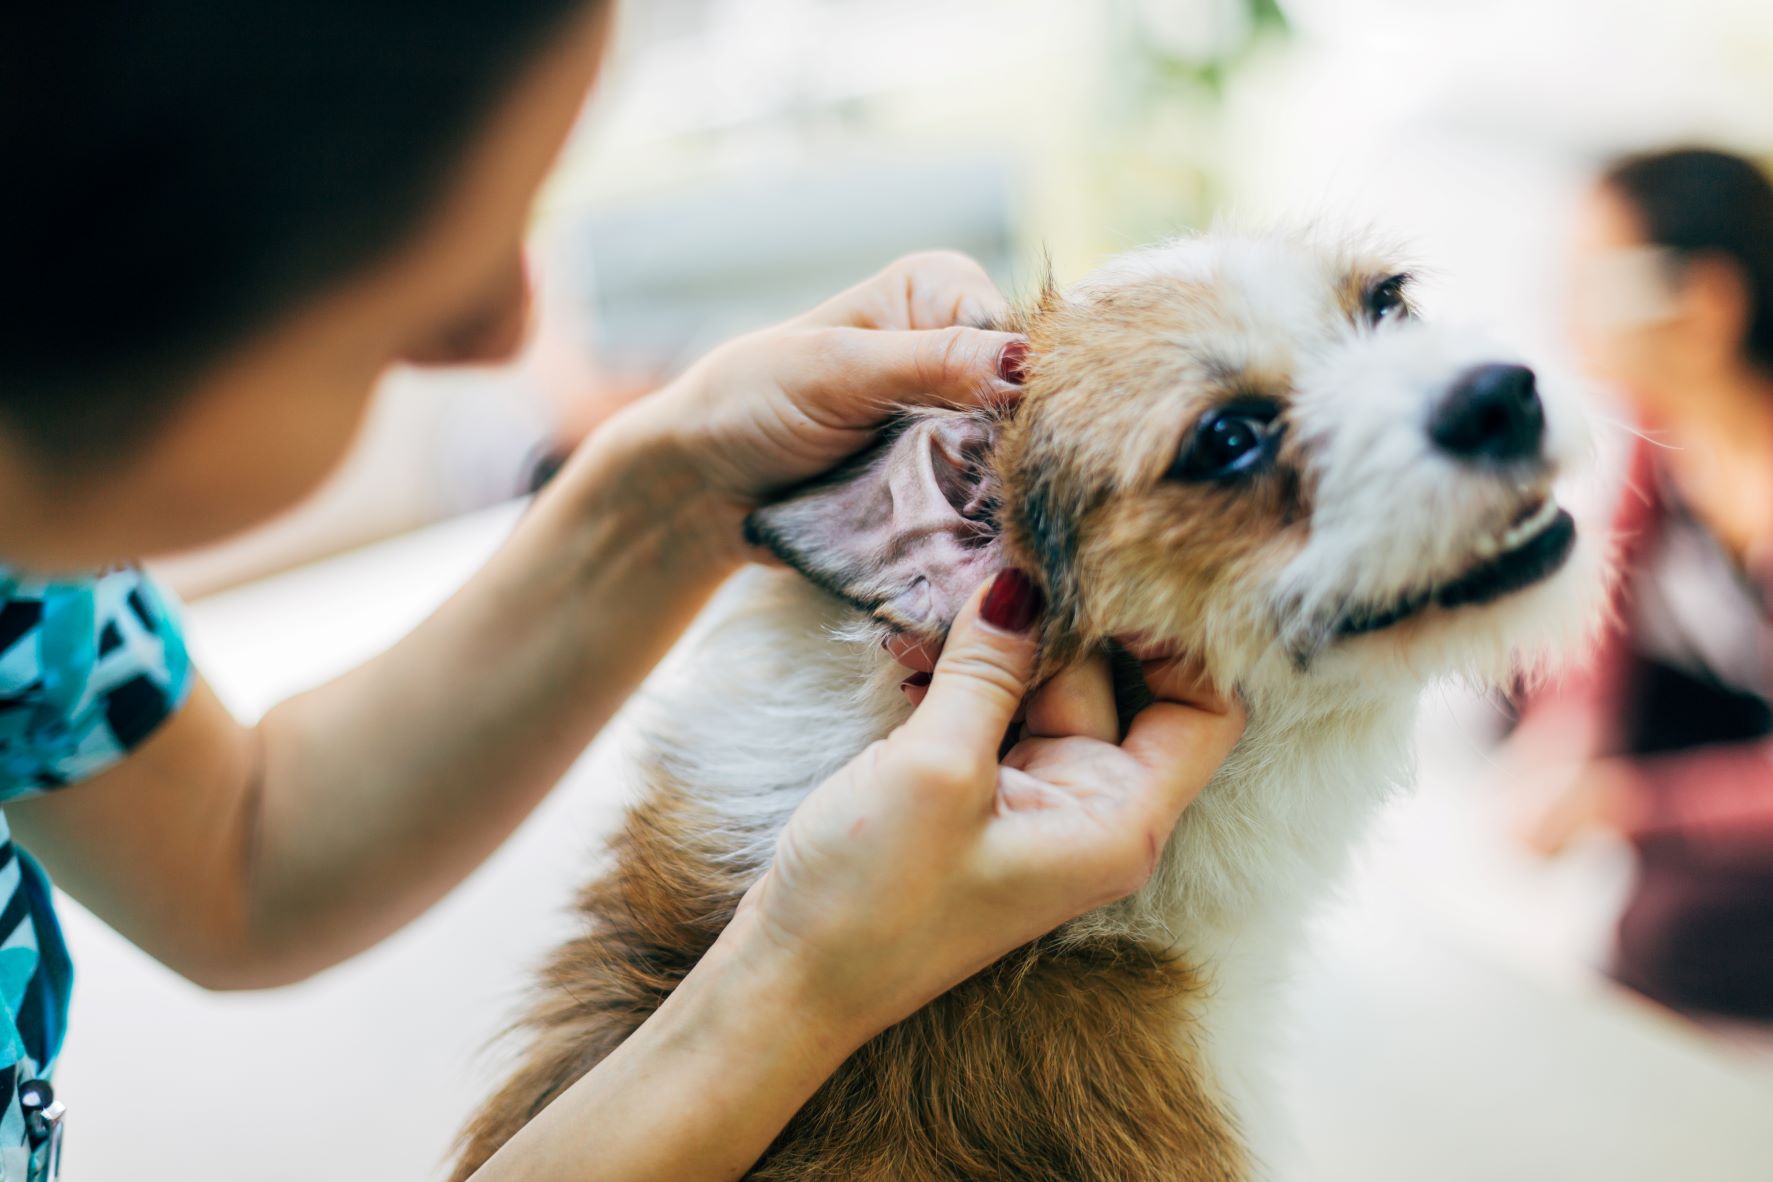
1336, 498, 1579, 640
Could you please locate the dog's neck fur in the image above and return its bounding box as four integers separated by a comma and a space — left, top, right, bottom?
653, 569, 1412, 919
637, 567, 1419, 1168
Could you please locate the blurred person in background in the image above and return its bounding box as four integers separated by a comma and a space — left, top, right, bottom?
1511, 147, 1773, 1025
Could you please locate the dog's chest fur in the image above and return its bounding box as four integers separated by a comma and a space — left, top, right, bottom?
452, 571, 1418, 1182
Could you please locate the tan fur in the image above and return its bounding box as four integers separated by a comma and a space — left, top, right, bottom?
452, 758, 1243, 1182
453, 235, 1592, 1180
450, 782, 748, 1178
1000, 265, 1346, 661
454, 271, 1326, 1178
456, 250, 1392, 1180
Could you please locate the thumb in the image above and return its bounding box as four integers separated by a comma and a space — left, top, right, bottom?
905, 569, 1045, 757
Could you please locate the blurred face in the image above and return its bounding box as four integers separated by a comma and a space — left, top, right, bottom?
1564, 184, 1685, 409
0, 3, 610, 571
1565, 182, 1754, 421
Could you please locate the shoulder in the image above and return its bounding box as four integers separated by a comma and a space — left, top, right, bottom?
0, 565, 192, 798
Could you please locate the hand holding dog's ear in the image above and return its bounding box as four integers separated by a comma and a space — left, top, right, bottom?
736, 571, 1244, 1042
791, 249, 1013, 333
622, 251, 1026, 523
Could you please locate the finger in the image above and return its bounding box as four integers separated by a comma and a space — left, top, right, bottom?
994, 763, 1081, 811
901, 670, 931, 708
883, 631, 943, 674
1022, 653, 1118, 743
800, 326, 1028, 424
1138, 654, 1237, 715
905, 569, 1045, 759
1118, 692, 1246, 826
892, 252, 1014, 329
984, 755, 1165, 907
797, 251, 1012, 331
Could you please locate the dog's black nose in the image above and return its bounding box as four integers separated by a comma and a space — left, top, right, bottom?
1429, 363, 1545, 464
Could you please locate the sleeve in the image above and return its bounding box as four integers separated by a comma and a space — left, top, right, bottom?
0, 565, 193, 799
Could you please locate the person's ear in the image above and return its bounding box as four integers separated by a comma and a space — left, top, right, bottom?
1678, 252, 1753, 369
743, 413, 1005, 637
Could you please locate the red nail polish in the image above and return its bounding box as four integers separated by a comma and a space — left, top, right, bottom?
980, 568, 1043, 634
901, 671, 932, 690
997, 340, 1030, 385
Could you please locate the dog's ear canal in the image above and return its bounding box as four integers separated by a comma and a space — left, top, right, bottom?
743, 414, 1006, 636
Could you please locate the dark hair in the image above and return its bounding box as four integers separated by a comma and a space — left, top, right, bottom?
0, 1, 595, 460
1603, 147, 1773, 374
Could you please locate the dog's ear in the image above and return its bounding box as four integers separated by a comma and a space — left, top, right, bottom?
743, 414, 1005, 636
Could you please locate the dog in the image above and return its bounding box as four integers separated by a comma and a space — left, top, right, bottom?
452, 232, 1600, 1181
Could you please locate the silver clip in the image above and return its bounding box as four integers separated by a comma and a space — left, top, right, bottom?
18, 1079, 63, 1181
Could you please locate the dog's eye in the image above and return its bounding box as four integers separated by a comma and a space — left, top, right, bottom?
1170, 407, 1279, 481
1364, 274, 1412, 325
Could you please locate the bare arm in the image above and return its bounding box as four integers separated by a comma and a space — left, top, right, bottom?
8, 253, 1025, 988
1530, 743, 1773, 870
7, 409, 736, 985
1626, 743, 1773, 856
467, 913, 858, 1182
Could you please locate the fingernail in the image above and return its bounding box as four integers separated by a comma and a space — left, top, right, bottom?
997, 340, 1030, 385
901, 671, 932, 690
980, 568, 1043, 634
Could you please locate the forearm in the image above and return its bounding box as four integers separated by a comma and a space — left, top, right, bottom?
14, 257, 1031, 988
470, 915, 864, 1182
1622, 741, 1773, 862
245, 400, 745, 974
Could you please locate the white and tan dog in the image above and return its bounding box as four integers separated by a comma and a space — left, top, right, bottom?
454, 233, 1600, 1181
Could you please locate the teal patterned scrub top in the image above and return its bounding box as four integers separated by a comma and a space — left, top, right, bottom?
0, 565, 191, 1170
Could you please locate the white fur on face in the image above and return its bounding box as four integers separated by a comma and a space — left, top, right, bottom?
1067, 234, 1600, 699
1281, 314, 1599, 684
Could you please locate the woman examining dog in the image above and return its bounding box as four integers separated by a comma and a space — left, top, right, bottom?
0, 3, 1243, 1177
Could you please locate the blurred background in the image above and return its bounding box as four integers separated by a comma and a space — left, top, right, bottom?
59, 0, 1773, 1178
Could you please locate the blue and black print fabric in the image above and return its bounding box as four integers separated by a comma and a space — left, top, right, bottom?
0, 565, 191, 1162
